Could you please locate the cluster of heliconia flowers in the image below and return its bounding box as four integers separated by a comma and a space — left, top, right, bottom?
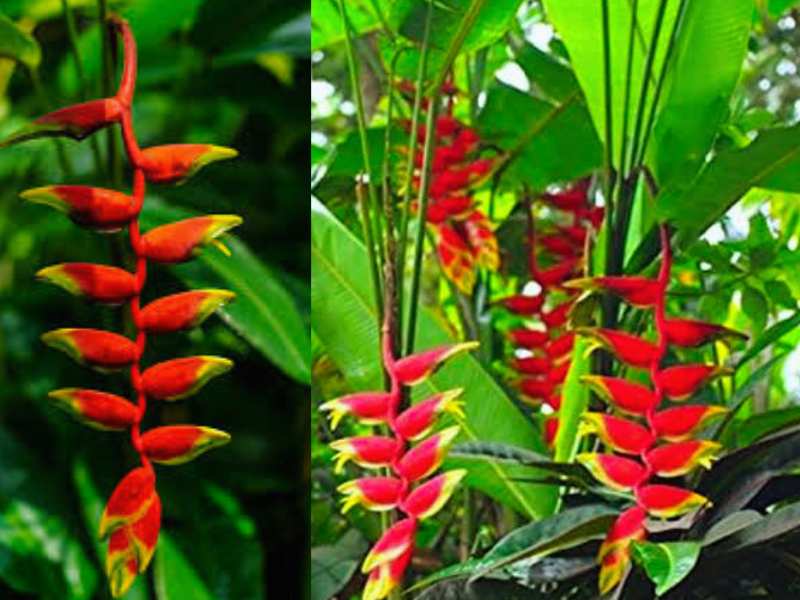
10, 17, 238, 597
566, 225, 746, 593
320, 328, 476, 600
494, 179, 603, 448
398, 81, 498, 294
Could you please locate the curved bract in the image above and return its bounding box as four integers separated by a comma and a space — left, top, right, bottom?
321, 324, 473, 600
575, 225, 739, 594
11, 16, 238, 597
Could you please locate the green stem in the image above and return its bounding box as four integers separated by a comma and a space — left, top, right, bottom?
618, 0, 638, 181
404, 98, 439, 355
636, 0, 688, 166
356, 181, 384, 329
98, 0, 122, 187
338, 0, 385, 303
397, 0, 434, 334
61, 0, 105, 177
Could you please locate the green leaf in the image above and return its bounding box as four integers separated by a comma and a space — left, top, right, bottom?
736, 310, 800, 369
469, 504, 618, 581
630, 540, 701, 596
310, 530, 367, 600
649, 0, 752, 188
417, 578, 542, 599
477, 84, 601, 190
710, 501, 800, 555
741, 285, 768, 333
0, 13, 40, 69
540, 0, 683, 163
554, 337, 590, 463
765, 280, 796, 309
311, 198, 558, 518
735, 407, 800, 447
141, 199, 310, 384
702, 510, 762, 546
515, 42, 579, 102
154, 533, 216, 600
656, 122, 800, 244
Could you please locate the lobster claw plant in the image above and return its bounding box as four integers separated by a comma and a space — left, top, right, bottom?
321, 322, 475, 600
8, 16, 238, 597
572, 224, 745, 593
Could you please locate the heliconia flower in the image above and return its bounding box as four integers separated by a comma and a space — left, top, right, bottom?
517, 377, 555, 403
644, 440, 721, 477
361, 518, 417, 573
580, 413, 654, 455
577, 453, 647, 491
535, 258, 578, 287
577, 327, 659, 368
396, 426, 460, 482
511, 356, 551, 375
598, 506, 647, 562
494, 294, 544, 315
37, 263, 137, 304
337, 477, 403, 513
139, 144, 238, 184
581, 375, 657, 416
547, 359, 571, 385
565, 276, 660, 308
545, 332, 575, 359
598, 546, 630, 596
541, 301, 573, 329
141, 355, 232, 400
99, 467, 156, 539
541, 185, 589, 211
6, 97, 123, 145
319, 392, 392, 429
105, 494, 161, 598
362, 548, 412, 600
543, 416, 559, 448
330, 436, 400, 472
560, 225, 587, 245
463, 211, 499, 270
20, 185, 138, 231
664, 318, 747, 348
434, 223, 476, 294
401, 470, 467, 519
141, 425, 230, 465
391, 342, 478, 386
394, 389, 464, 441
545, 394, 562, 410
539, 234, 578, 257
140, 289, 235, 333
654, 364, 732, 401
41, 328, 137, 370
635, 484, 711, 518
651, 405, 728, 441
48, 388, 137, 431
577, 206, 605, 229
508, 328, 549, 349
141, 215, 242, 263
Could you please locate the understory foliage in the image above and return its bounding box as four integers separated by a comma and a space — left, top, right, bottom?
312, 1, 800, 599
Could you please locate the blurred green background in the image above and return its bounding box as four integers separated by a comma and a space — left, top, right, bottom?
0, 0, 309, 598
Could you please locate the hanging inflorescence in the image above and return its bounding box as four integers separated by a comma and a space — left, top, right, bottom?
399, 82, 498, 295
320, 321, 476, 600
569, 224, 746, 593
494, 179, 603, 448
11, 17, 239, 597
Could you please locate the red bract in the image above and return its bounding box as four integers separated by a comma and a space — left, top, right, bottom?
494, 294, 544, 315
576, 226, 720, 594
324, 325, 473, 599
37, 262, 137, 304
21, 185, 138, 231
14, 17, 238, 596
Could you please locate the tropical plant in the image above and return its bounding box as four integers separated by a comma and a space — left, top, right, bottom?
0, 1, 309, 598
311, 1, 800, 599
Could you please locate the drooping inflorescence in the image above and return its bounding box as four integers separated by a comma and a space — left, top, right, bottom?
320, 323, 475, 600
494, 179, 602, 448
570, 224, 746, 593
399, 82, 498, 294
11, 17, 239, 596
